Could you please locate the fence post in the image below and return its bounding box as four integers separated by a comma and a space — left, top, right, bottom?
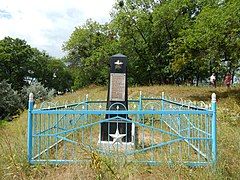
139, 91, 142, 120
161, 92, 165, 110
85, 94, 89, 109
211, 93, 217, 169
86, 94, 89, 120
28, 93, 34, 163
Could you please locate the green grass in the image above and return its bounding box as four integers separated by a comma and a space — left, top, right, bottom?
0, 85, 240, 179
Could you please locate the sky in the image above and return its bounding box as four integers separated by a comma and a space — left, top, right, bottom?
0, 0, 115, 58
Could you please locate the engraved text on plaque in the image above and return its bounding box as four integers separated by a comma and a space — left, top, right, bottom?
109, 73, 126, 101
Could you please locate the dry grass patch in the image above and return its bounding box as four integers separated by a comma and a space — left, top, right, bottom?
1, 85, 239, 179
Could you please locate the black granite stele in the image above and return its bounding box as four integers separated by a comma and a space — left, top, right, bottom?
100, 54, 132, 142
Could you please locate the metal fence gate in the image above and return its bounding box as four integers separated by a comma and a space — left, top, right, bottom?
28, 92, 216, 167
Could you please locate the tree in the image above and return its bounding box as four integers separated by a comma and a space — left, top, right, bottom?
111, 0, 157, 84
62, 0, 240, 87
63, 20, 118, 88
0, 37, 34, 90
63, 20, 107, 67
24, 48, 73, 92
109, 0, 202, 84
169, 0, 240, 83
46, 59, 73, 92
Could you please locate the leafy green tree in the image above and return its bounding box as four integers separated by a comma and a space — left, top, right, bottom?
169, 0, 240, 84
152, 0, 206, 84
111, 0, 157, 84
0, 37, 34, 90
110, 0, 204, 84
46, 59, 73, 92
63, 20, 107, 67
62, 0, 240, 87
23, 48, 54, 89
63, 20, 117, 88
25, 48, 73, 92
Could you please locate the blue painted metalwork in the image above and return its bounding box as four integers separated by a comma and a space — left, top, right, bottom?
211, 93, 217, 169
27, 93, 34, 162
27, 92, 217, 167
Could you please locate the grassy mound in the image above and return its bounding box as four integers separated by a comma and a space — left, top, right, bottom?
0, 85, 239, 179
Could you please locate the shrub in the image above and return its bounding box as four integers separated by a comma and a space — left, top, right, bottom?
0, 80, 21, 120
20, 82, 55, 108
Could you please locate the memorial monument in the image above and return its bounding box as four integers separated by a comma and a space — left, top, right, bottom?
99, 54, 134, 149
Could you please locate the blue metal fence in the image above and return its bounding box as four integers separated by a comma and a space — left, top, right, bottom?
27, 92, 216, 167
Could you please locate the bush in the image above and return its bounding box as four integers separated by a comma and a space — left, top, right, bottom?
0, 80, 21, 120
20, 82, 55, 107
0, 81, 56, 120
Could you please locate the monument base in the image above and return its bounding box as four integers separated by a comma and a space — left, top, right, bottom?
97, 140, 134, 152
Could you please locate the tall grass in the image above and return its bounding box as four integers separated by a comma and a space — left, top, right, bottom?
0, 85, 239, 179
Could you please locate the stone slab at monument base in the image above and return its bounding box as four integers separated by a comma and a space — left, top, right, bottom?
97, 141, 135, 152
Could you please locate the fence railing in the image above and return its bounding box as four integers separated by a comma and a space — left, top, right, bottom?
28, 92, 216, 167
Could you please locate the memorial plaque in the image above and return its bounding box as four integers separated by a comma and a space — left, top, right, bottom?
109, 73, 126, 101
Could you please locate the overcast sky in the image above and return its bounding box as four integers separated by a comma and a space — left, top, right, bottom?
0, 0, 115, 58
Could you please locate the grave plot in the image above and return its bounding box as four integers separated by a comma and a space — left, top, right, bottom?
27, 54, 216, 167
28, 92, 216, 167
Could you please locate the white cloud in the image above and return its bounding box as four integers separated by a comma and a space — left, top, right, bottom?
0, 0, 115, 58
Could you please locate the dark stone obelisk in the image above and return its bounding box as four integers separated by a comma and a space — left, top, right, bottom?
107, 54, 128, 111
100, 54, 132, 143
